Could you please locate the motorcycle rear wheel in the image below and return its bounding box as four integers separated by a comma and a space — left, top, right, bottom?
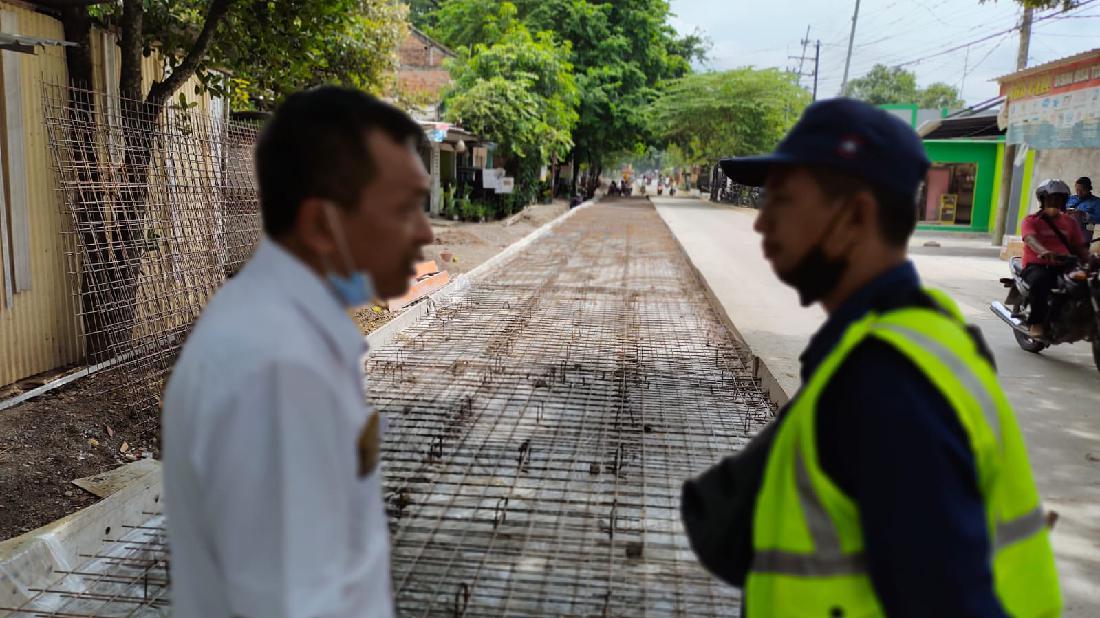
1014, 329, 1048, 353
1093, 338, 1100, 373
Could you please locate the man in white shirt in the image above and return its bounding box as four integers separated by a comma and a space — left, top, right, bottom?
162, 87, 433, 618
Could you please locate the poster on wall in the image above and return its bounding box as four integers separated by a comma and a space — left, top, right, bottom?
483, 168, 506, 190
1006, 84, 1100, 149
498, 177, 515, 194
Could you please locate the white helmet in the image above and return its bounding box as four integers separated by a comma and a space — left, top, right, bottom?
1036, 178, 1071, 203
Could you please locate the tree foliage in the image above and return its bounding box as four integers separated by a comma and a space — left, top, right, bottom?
844, 63, 964, 109
982, 0, 1078, 9
422, 0, 704, 173
445, 25, 579, 163
917, 83, 965, 109
648, 68, 811, 165
129, 0, 407, 109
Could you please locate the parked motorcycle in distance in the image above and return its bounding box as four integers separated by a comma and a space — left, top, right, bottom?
990, 240, 1100, 372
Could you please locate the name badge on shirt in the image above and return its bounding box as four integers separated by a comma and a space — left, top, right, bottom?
357, 412, 382, 478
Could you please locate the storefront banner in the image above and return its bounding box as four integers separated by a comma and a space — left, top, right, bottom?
483, 168, 505, 190
1006, 84, 1100, 149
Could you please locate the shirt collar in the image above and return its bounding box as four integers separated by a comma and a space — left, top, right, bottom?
247, 237, 368, 366
799, 261, 920, 381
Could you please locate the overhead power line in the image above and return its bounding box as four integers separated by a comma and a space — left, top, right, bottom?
894, 0, 1098, 68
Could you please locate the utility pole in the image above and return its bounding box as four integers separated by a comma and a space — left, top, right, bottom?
840, 0, 861, 96
1016, 7, 1033, 71
813, 40, 821, 101
789, 25, 817, 94
992, 7, 1035, 246
796, 25, 811, 80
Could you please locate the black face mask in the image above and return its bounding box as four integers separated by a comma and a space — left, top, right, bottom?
776, 208, 850, 307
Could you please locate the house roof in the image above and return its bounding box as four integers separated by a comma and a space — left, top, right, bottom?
994, 47, 1100, 83
409, 27, 457, 59
919, 114, 1004, 140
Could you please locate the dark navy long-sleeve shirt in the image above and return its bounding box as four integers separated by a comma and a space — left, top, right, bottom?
801, 261, 1007, 617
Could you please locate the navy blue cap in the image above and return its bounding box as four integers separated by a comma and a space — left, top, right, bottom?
719, 98, 930, 199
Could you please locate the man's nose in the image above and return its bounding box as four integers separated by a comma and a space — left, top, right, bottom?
414, 211, 434, 245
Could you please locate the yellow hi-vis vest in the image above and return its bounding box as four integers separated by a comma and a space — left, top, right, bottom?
747, 289, 1061, 617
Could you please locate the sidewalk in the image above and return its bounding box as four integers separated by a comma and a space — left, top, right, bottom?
651, 195, 1100, 616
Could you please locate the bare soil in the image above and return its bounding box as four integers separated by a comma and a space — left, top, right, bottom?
0, 200, 569, 541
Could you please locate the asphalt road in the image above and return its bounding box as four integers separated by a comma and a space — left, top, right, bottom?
651, 195, 1100, 616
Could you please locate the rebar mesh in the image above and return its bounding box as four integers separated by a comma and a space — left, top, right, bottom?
371, 200, 774, 617
0, 199, 771, 617
0, 515, 170, 617
42, 83, 261, 413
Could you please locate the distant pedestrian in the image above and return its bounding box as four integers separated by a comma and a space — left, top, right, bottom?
163, 87, 433, 618
682, 98, 1060, 617
1067, 176, 1100, 243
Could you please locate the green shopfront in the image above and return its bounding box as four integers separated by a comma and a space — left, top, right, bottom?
918, 140, 1004, 233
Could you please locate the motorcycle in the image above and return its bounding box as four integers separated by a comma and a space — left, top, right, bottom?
989, 240, 1100, 372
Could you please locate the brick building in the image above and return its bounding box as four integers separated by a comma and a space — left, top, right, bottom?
397, 27, 456, 121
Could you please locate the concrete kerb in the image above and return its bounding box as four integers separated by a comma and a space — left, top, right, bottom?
654, 200, 793, 408
0, 461, 161, 608
366, 200, 596, 353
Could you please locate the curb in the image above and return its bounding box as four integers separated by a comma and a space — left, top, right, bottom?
0, 462, 161, 607
652, 198, 793, 408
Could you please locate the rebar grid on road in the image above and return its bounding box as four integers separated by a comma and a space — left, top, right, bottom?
370, 200, 773, 617
0, 516, 170, 617
42, 83, 262, 414
2, 200, 771, 617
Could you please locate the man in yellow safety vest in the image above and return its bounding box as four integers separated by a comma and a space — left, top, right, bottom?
695, 98, 1060, 617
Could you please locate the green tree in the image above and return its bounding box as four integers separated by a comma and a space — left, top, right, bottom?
648, 68, 811, 165
845, 64, 964, 109
423, 0, 703, 180
138, 0, 407, 108
444, 24, 580, 209
983, 0, 1078, 8
843, 64, 919, 105
918, 82, 964, 110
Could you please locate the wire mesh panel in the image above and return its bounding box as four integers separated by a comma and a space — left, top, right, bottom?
0, 516, 170, 616
370, 200, 774, 617
41, 84, 262, 413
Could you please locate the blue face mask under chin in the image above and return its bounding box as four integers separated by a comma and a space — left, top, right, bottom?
326, 270, 376, 309
321, 203, 378, 309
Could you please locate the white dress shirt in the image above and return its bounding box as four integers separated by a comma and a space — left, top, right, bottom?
163, 238, 393, 618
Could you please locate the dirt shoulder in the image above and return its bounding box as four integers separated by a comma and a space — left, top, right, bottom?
0, 200, 569, 541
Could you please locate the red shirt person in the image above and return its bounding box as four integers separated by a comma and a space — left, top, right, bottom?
1019, 179, 1089, 338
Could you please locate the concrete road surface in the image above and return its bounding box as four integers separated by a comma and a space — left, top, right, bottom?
651, 195, 1100, 616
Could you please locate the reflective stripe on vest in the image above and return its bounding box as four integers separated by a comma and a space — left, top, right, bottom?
875, 322, 1001, 442
752, 449, 867, 577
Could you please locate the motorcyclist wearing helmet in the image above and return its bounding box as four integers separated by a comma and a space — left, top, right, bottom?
1020, 178, 1089, 338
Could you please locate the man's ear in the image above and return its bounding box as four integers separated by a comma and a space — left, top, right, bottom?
296, 198, 338, 259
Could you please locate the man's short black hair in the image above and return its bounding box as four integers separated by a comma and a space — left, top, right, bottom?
806, 167, 917, 248
255, 86, 425, 237
1077, 176, 1092, 190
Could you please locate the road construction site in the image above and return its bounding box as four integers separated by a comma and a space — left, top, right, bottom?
0, 198, 773, 617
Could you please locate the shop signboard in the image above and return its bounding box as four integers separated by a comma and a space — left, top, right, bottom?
483, 168, 507, 191
1002, 53, 1100, 149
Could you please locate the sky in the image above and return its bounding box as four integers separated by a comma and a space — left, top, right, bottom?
668, 0, 1100, 106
